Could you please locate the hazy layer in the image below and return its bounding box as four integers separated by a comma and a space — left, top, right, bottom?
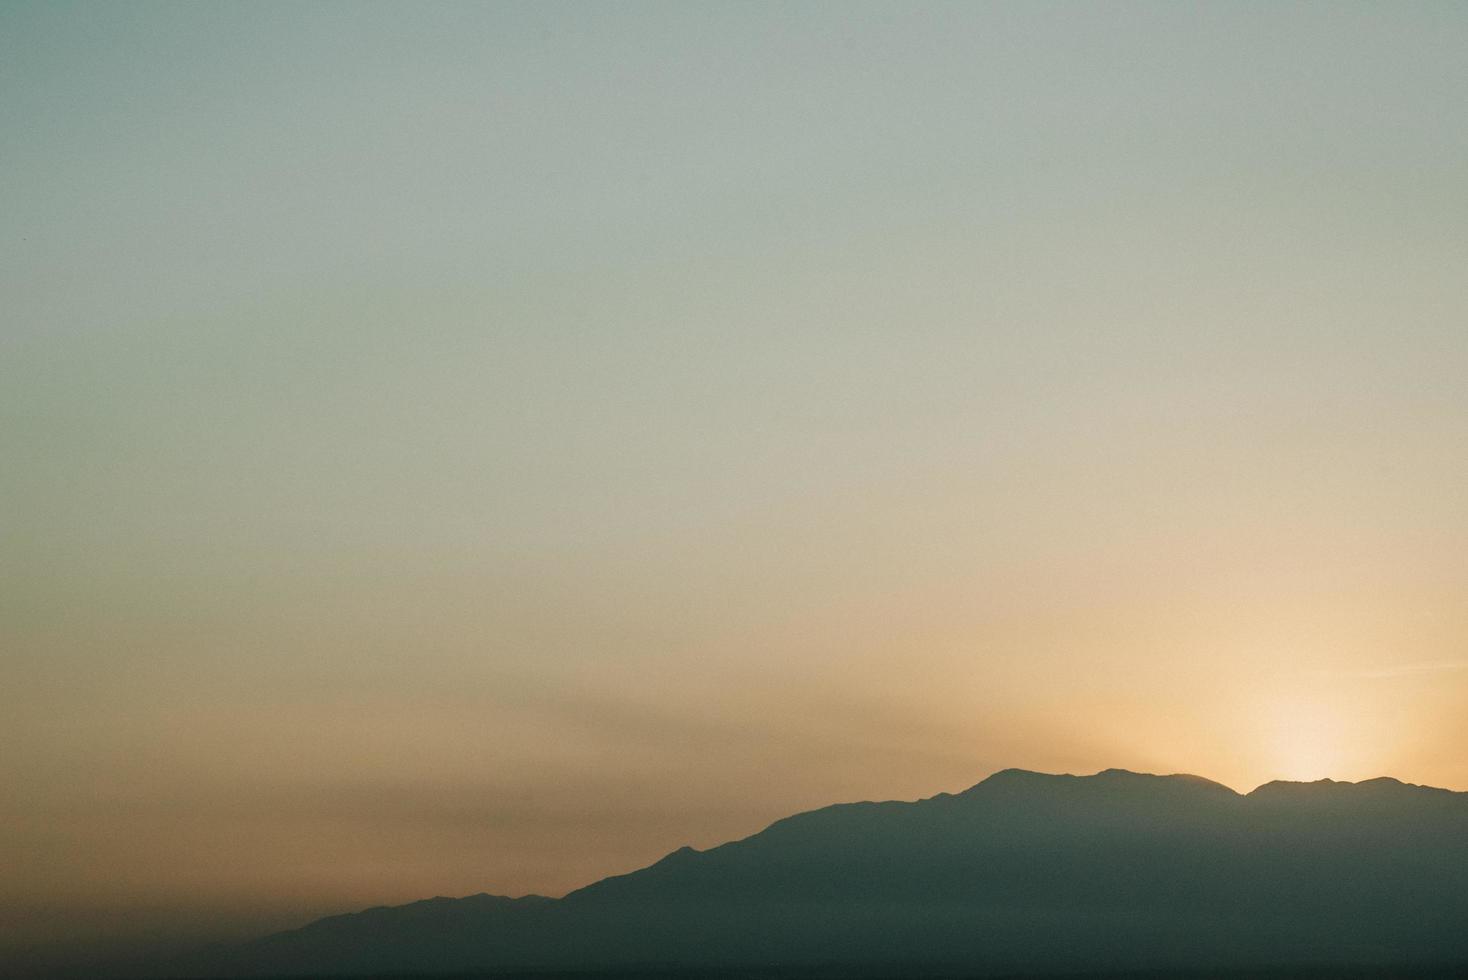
3, 0, 1466, 958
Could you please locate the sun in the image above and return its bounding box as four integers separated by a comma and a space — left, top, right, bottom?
1265, 697, 1351, 783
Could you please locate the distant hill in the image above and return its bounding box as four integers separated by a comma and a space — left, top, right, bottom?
164, 769, 1468, 977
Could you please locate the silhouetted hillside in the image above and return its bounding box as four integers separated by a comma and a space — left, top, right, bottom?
154, 769, 1468, 978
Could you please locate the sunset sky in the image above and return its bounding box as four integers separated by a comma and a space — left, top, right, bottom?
4, 0, 1467, 960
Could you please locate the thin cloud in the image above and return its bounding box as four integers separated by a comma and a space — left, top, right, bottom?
1332, 661, 1468, 680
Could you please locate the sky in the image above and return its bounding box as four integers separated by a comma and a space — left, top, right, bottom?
3, 0, 1467, 964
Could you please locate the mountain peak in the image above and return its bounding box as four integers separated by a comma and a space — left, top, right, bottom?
1249, 775, 1462, 799
981, 766, 1049, 782
966, 766, 1236, 796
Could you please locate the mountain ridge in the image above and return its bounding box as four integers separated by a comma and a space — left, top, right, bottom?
146, 767, 1468, 979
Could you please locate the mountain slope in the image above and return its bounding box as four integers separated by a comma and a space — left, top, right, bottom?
188, 769, 1468, 977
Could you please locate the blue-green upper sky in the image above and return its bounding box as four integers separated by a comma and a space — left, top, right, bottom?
3, 0, 1467, 962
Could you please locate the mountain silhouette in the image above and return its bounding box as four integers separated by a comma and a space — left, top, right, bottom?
168, 769, 1468, 977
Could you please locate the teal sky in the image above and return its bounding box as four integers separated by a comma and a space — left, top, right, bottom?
4, 0, 1468, 962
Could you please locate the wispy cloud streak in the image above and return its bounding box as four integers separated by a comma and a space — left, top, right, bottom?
1331, 661, 1468, 680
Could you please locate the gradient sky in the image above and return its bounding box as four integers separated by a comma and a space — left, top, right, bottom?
4, 0, 1467, 962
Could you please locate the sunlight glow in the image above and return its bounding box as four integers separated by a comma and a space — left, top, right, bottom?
1264, 696, 1357, 783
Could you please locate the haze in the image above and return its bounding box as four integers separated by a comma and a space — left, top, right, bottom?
3, 0, 1466, 963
